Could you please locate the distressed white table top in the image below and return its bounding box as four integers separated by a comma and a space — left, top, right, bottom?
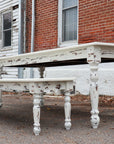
0, 42, 114, 67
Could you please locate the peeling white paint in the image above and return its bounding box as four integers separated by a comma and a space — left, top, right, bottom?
46, 64, 114, 96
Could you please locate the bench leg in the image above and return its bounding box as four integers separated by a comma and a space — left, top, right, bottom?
64, 91, 71, 130
40, 93, 44, 107
33, 93, 41, 135
90, 63, 100, 129
0, 90, 2, 107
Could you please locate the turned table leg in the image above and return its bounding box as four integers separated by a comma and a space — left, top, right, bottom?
33, 93, 41, 135
89, 62, 100, 128
64, 91, 71, 130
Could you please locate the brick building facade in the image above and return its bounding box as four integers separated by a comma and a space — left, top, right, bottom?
26, 0, 114, 52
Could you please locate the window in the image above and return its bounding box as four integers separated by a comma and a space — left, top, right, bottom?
3, 12, 12, 47
58, 0, 78, 46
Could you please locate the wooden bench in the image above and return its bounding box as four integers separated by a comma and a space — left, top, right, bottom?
0, 78, 74, 135
0, 42, 114, 135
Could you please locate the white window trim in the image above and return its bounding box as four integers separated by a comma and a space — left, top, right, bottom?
1, 9, 12, 51
58, 0, 79, 47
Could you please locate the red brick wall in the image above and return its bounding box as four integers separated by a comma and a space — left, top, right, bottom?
26, 0, 114, 52
26, 0, 58, 52
79, 0, 114, 44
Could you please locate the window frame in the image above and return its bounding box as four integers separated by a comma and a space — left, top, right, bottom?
2, 10, 12, 50
58, 0, 78, 47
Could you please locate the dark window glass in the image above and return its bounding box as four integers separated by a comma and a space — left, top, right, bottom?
3, 12, 11, 30
3, 12, 11, 47
3, 30, 11, 47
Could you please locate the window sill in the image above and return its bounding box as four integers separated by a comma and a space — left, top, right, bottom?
0, 46, 13, 52
59, 40, 78, 48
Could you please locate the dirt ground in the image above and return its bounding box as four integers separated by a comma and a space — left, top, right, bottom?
0, 94, 113, 144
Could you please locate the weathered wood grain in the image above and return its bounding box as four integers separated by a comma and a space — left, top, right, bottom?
0, 42, 114, 68
0, 42, 114, 135
0, 78, 74, 135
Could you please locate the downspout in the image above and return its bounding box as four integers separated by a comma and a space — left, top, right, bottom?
31, 0, 35, 53
18, 0, 26, 78
18, 0, 23, 78
18, 0, 22, 55
30, 0, 35, 78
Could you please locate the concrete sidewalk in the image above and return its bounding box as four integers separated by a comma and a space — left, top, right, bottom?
0, 95, 113, 144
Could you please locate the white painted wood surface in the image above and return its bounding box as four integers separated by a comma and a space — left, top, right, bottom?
0, 42, 114, 133
89, 62, 100, 128
33, 93, 41, 135
64, 91, 71, 130
0, 78, 74, 135
0, 42, 113, 67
